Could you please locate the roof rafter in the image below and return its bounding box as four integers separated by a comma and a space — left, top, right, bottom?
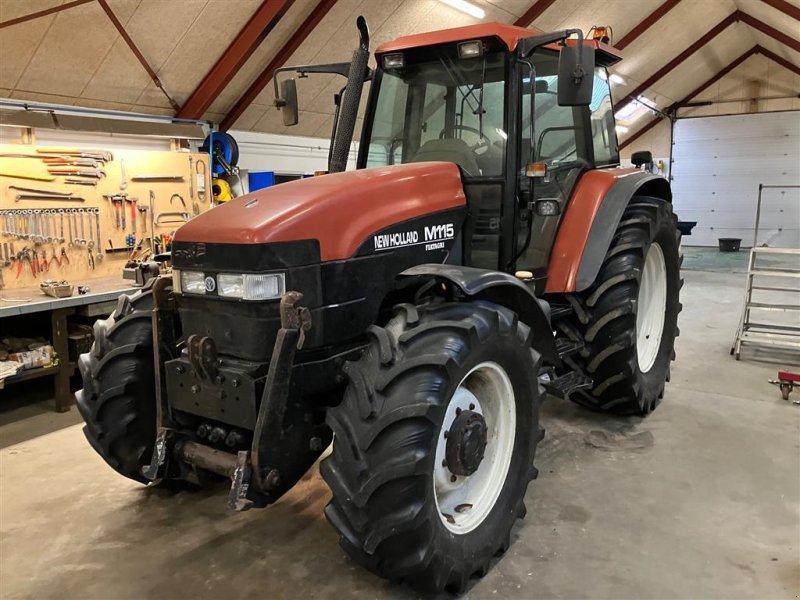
757, 46, 800, 77
616, 10, 800, 113
96, 0, 179, 111
738, 11, 800, 53
758, 0, 800, 21
177, 0, 295, 119
616, 0, 683, 50
678, 46, 761, 106
619, 45, 798, 150
514, 0, 557, 28
0, 0, 93, 29
616, 11, 739, 112
220, 0, 338, 132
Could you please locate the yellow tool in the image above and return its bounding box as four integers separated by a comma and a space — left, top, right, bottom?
212, 177, 232, 202
0, 171, 56, 182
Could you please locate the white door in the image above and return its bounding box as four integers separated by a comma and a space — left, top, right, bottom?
671, 111, 800, 248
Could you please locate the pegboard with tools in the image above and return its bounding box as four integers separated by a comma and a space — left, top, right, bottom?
0, 145, 211, 291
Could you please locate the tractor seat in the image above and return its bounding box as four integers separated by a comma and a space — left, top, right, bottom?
409, 138, 480, 177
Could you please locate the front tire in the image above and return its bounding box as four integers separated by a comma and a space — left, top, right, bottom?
321, 301, 544, 593
76, 288, 158, 483
560, 196, 682, 416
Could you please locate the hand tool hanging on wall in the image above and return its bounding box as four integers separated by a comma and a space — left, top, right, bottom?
67, 209, 74, 246
104, 193, 134, 229
0, 171, 56, 182
155, 212, 190, 226
64, 178, 97, 187
80, 209, 88, 245
131, 174, 184, 182
47, 167, 106, 179
9, 185, 73, 196
188, 156, 194, 200
94, 209, 103, 262
36, 148, 113, 162
0, 153, 40, 159
196, 160, 207, 202
15, 195, 86, 202
138, 206, 148, 231
170, 193, 186, 208
120, 159, 128, 190
126, 197, 138, 234
71, 209, 80, 245
41, 157, 101, 169
149, 190, 155, 249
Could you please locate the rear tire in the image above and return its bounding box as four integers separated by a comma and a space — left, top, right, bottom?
559, 196, 682, 416
322, 301, 544, 593
76, 288, 158, 483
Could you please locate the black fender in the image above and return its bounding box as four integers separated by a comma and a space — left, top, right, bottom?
576, 172, 671, 291
400, 264, 560, 365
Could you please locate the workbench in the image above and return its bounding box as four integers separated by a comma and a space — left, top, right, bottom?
0, 275, 137, 411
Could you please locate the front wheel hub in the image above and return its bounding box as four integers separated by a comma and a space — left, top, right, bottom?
445, 410, 487, 476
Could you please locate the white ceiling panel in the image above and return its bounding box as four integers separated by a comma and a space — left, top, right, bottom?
0, 0, 796, 134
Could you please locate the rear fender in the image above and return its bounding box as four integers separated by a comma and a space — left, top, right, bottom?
400, 264, 560, 365
546, 169, 671, 293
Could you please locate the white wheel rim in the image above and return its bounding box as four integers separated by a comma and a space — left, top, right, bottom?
433, 361, 516, 534
636, 242, 667, 374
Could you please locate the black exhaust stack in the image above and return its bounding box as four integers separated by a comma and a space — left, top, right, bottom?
328, 17, 369, 173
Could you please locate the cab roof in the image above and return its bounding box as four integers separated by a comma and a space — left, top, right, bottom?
374, 21, 623, 65
375, 22, 544, 55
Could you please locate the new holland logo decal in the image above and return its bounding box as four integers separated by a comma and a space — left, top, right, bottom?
373, 223, 455, 252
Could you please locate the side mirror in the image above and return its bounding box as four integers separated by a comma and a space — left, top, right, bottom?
275, 78, 299, 126
557, 43, 595, 106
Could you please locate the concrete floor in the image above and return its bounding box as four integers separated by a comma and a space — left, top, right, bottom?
1, 268, 799, 600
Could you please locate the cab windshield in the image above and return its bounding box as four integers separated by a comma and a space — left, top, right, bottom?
364, 48, 507, 177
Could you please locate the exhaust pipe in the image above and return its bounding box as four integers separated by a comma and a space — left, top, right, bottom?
328, 17, 369, 173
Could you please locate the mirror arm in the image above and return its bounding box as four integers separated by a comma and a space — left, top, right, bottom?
272, 63, 373, 105
518, 28, 582, 58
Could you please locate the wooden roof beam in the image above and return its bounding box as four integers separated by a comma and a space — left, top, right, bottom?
738, 11, 800, 53
616, 0, 683, 50
177, 0, 295, 119
756, 45, 800, 77
97, 0, 179, 111
619, 44, 799, 150
615, 11, 741, 112
617, 10, 800, 112
617, 116, 664, 151
0, 0, 93, 29
220, 0, 338, 132
677, 45, 760, 106
514, 0, 557, 28
758, 0, 800, 21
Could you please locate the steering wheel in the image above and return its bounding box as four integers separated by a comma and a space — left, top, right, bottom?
440, 125, 491, 152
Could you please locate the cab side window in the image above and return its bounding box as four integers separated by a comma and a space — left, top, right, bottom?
590, 70, 619, 166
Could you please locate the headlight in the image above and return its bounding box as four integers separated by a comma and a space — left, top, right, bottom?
217, 273, 285, 300
179, 270, 206, 295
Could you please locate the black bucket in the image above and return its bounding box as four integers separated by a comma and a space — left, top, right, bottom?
718, 238, 742, 252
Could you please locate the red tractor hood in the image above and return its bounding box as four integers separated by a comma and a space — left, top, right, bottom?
175, 162, 466, 262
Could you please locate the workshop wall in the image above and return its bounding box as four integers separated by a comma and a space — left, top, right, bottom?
0, 131, 211, 292
231, 129, 358, 175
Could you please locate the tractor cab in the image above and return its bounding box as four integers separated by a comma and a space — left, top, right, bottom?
277, 22, 623, 277
363, 23, 622, 276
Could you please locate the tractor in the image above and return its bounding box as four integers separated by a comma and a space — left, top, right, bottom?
77, 18, 681, 594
